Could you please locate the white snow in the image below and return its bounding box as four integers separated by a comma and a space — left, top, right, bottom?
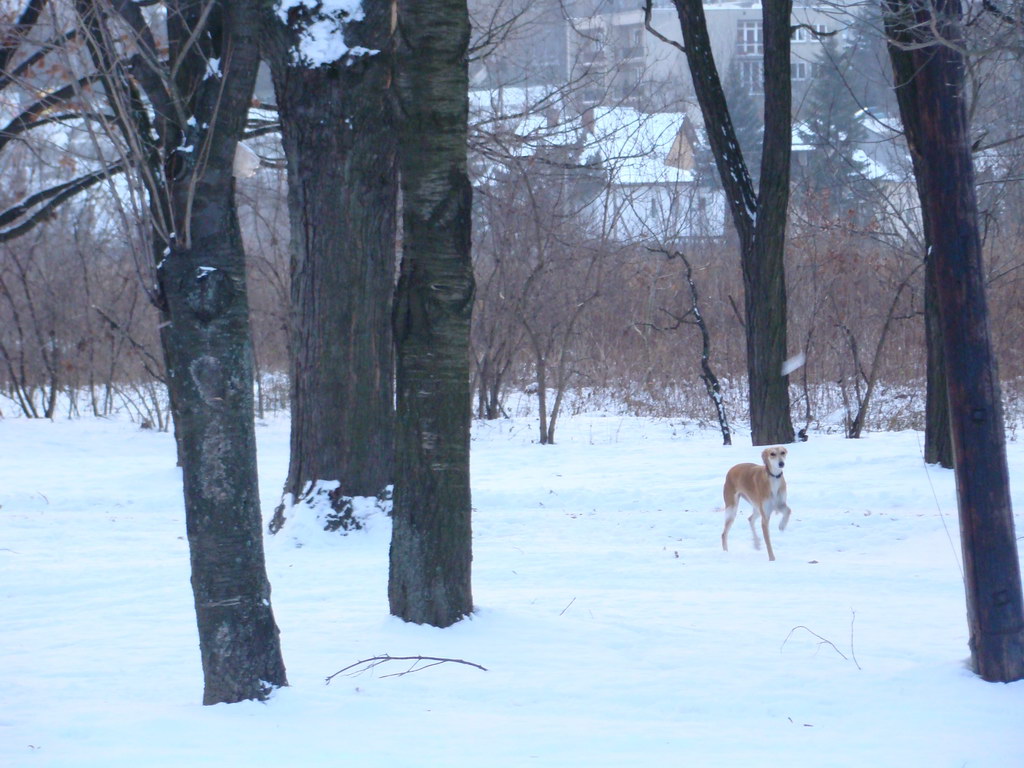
276, 0, 378, 68
204, 58, 222, 81
2, 412, 1023, 766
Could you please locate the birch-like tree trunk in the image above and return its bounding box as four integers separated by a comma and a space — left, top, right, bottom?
388, 0, 475, 627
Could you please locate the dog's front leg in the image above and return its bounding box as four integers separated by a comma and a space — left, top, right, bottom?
747, 508, 762, 550
761, 511, 776, 561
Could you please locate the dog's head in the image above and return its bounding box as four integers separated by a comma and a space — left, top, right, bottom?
761, 446, 788, 476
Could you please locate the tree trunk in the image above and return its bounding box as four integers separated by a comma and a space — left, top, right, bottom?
884, 0, 1024, 683
924, 257, 953, 466
266, 1, 398, 534
160, 236, 287, 705
388, 0, 475, 627
167, 0, 287, 704
536, 347, 550, 444
883, 1, 954, 469
669, 0, 794, 446
80, 0, 289, 703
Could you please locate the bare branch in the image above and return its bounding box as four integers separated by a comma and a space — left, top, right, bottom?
0, 162, 126, 243
92, 306, 166, 382
0, 75, 103, 155
324, 655, 488, 685
781, 625, 849, 662
644, 0, 684, 54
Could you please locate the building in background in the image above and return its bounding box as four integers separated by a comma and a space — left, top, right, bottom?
568, 0, 851, 112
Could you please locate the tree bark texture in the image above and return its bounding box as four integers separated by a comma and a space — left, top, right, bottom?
670, 0, 795, 446
266, 1, 398, 532
883, 0, 954, 469
924, 256, 953, 467
82, 0, 288, 703
388, 0, 475, 627
884, 0, 1024, 682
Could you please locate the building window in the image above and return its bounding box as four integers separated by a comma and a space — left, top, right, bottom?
736, 20, 763, 56
739, 58, 763, 94
791, 61, 809, 81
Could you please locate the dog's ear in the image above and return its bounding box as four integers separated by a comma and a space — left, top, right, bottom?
761, 448, 771, 467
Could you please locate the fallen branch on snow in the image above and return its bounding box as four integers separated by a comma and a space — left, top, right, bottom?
325, 655, 488, 684
781, 612, 863, 671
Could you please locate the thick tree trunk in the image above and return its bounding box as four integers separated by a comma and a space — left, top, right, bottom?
160, 236, 287, 705
154, 0, 286, 703
388, 0, 475, 627
746, 0, 794, 446
670, 0, 794, 445
884, 0, 1024, 682
266, 1, 397, 534
76, 1, 285, 704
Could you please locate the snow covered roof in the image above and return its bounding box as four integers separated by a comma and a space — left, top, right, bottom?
584, 106, 696, 186
470, 90, 697, 188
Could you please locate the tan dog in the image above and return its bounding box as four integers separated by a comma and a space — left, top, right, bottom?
721, 446, 792, 561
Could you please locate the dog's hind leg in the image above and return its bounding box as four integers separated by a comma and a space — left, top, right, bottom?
721, 504, 738, 552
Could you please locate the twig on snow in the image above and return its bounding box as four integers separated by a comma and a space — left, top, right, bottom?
782, 621, 862, 671
325, 655, 488, 685
849, 610, 862, 671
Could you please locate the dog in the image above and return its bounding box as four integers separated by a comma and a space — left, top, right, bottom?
721, 446, 792, 561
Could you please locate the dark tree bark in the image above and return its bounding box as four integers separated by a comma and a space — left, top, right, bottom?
78, 0, 287, 703
667, 0, 795, 446
884, 0, 1024, 682
924, 252, 954, 467
388, 0, 475, 627
264, 1, 398, 534
883, 1, 954, 470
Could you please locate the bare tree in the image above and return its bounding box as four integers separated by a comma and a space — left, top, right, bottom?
660, 0, 796, 446
73, 0, 287, 703
650, 248, 731, 444
884, 0, 1024, 683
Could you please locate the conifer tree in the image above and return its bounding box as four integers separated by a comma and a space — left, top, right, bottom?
798, 36, 869, 219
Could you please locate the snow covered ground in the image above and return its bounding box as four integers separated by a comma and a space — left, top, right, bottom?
2, 412, 1023, 767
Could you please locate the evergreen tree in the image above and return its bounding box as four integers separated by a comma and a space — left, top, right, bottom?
722, 59, 763, 186
798, 36, 870, 220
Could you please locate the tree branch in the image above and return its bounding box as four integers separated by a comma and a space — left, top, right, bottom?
781, 622, 862, 670
325, 655, 488, 684
644, 0, 685, 54
0, 162, 126, 242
